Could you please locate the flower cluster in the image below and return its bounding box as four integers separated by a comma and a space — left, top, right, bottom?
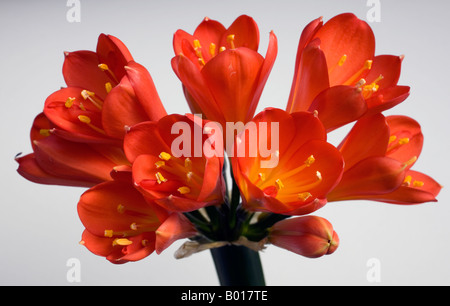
17, 13, 441, 264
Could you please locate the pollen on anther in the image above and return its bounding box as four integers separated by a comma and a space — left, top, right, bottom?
155, 161, 165, 168
275, 179, 284, 190
130, 223, 138, 230
156, 172, 167, 184
177, 186, 191, 194
298, 192, 312, 202
65, 97, 75, 108
113, 238, 133, 246
159, 152, 172, 161
104, 230, 114, 238
338, 54, 347, 66
98, 63, 109, 71
105, 82, 113, 93
78, 115, 91, 124
81, 89, 95, 100
316, 171, 323, 181
398, 137, 410, 145
413, 180, 424, 188
39, 129, 50, 137
305, 155, 315, 166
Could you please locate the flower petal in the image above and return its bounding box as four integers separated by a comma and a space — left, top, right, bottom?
219, 15, 259, 51
314, 13, 375, 86
155, 213, 197, 254
308, 85, 367, 131
287, 38, 329, 113
124, 61, 167, 122
338, 113, 389, 171
327, 156, 406, 201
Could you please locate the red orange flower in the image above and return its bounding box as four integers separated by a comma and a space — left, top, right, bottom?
327, 114, 442, 204
171, 15, 277, 126
232, 108, 344, 215
124, 114, 225, 212
287, 13, 409, 131
17, 34, 167, 187
77, 180, 197, 263
269, 216, 339, 258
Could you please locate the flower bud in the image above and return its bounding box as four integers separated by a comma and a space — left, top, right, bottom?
268, 216, 338, 258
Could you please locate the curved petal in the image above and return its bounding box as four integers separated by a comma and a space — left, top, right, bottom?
360, 170, 442, 204
171, 54, 225, 122
248, 30, 278, 123
308, 85, 367, 131
386, 115, 423, 167
15, 153, 96, 187
287, 38, 329, 113
201, 48, 264, 124
124, 61, 167, 122
62, 50, 110, 100
314, 13, 375, 86
124, 121, 170, 163
327, 156, 406, 201
193, 17, 226, 62
338, 113, 389, 170
365, 85, 410, 115
365, 55, 404, 90
102, 75, 149, 139
78, 181, 161, 238
155, 213, 197, 254
96, 34, 133, 82
220, 15, 259, 51
32, 135, 117, 184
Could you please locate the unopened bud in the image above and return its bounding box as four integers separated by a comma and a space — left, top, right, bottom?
268, 216, 339, 258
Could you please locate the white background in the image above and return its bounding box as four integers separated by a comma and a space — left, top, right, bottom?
1, 0, 449, 285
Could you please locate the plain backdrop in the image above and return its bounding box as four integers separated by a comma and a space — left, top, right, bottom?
1, 0, 449, 286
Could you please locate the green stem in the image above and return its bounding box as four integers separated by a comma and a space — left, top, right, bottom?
210, 245, 265, 286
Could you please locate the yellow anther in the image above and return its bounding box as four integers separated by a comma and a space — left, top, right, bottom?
193, 39, 201, 49
219, 46, 226, 53
389, 135, 397, 144
209, 43, 216, 57
338, 54, 347, 66
305, 155, 315, 167
130, 223, 138, 230
79, 102, 86, 111
364, 60, 373, 70
39, 129, 50, 137
141, 240, 149, 247
104, 230, 114, 238
65, 97, 75, 108
355, 79, 367, 88
159, 152, 172, 161
297, 192, 312, 202
81, 89, 95, 100
117, 204, 125, 213
98, 63, 109, 71
403, 156, 418, 168
155, 161, 165, 168
258, 173, 266, 182
105, 82, 112, 93
413, 180, 424, 188
227, 34, 236, 49
198, 57, 206, 66
112, 238, 133, 246
275, 179, 284, 190
403, 175, 412, 186
186, 171, 194, 181
398, 137, 410, 145
78, 115, 91, 124
177, 186, 191, 195
155, 172, 167, 184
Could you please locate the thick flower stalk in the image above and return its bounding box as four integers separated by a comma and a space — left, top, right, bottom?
287, 13, 410, 131
171, 15, 277, 127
